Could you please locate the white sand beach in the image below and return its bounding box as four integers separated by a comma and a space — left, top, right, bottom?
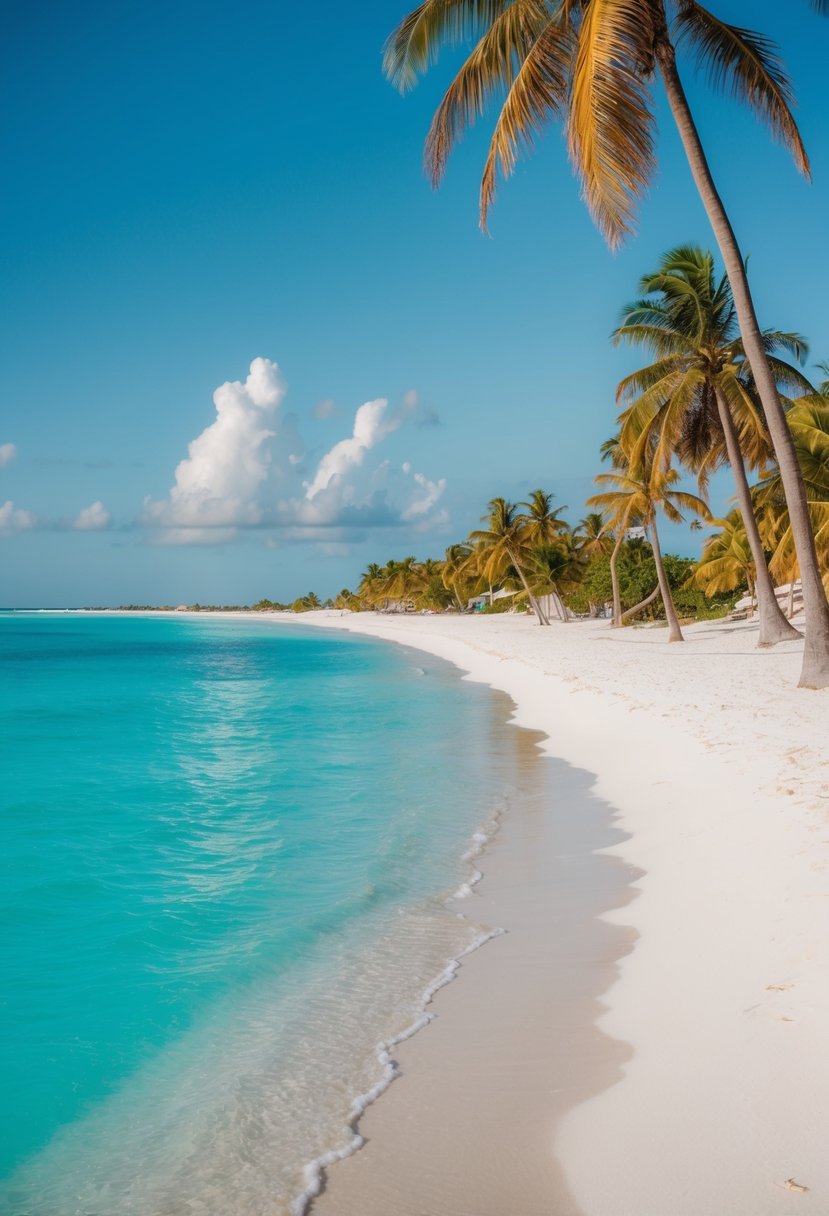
277, 609, 829, 1215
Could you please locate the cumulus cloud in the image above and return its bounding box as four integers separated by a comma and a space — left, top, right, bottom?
402, 472, 447, 520
312, 397, 337, 419
144, 360, 447, 543
304, 398, 396, 500
144, 357, 286, 535
0, 501, 36, 534
73, 501, 111, 530
0, 443, 17, 468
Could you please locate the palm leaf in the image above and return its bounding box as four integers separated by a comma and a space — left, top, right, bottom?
676, 2, 810, 177
425, 1, 549, 185
384, 0, 513, 93
479, 12, 574, 226
568, 0, 657, 247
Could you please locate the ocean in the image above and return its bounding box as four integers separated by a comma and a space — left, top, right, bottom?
0, 613, 544, 1214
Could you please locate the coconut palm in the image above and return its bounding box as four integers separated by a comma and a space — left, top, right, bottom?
694, 511, 755, 604
754, 396, 829, 595
597, 431, 634, 626
383, 556, 421, 607
614, 245, 810, 646
521, 489, 570, 547
384, 0, 829, 686
358, 562, 386, 608
334, 588, 361, 611
575, 511, 614, 560
443, 542, 475, 608
527, 533, 587, 621
466, 497, 550, 624
588, 464, 711, 642
816, 361, 829, 397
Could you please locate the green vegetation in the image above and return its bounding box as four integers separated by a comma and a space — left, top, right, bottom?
382, 0, 829, 684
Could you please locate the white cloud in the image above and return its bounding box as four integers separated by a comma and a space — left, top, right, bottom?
0, 443, 17, 468
73, 500, 111, 530
0, 501, 36, 534
143, 361, 447, 543
144, 358, 286, 535
402, 472, 447, 520
304, 398, 395, 500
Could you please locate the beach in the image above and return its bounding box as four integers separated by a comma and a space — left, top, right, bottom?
274, 608, 829, 1215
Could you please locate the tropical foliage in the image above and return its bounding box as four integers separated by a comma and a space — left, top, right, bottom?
383, 0, 829, 684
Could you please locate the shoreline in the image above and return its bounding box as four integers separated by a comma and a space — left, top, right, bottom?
16, 608, 829, 1211
270, 608, 829, 1214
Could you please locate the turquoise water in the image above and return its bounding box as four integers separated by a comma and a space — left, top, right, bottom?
0, 613, 537, 1213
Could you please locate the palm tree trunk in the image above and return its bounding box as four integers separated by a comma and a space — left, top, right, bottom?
622, 583, 661, 623
648, 517, 683, 642
507, 545, 549, 625
713, 386, 801, 645
609, 531, 624, 627
552, 584, 569, 623
788, 579, 796, 619
656, 40, 829, 687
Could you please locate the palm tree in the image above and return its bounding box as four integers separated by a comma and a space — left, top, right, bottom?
754, 396, 829, 596
384, 556, 421, 607
384, 0, 829, 687
614, 244, 810, 646
527, 533, 587, 621
358, 562, 386, 608
694, 511, 755, 606
467, 497, 550, 624
598, 432, 632, 627
816, 361, 829, 397
588, 465, 711, 642
576, 511, 614, 561
443, 542, 475, 609
521, 489, 570, 547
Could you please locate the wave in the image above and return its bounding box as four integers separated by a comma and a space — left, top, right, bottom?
291, 810, 505, 1215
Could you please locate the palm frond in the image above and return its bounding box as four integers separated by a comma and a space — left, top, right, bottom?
675, 2, 810, 177
568, 0, 657, 247
479, 12, 574, 226
384, 0, 512, 93
615, 357, 685, 402
425, 1, 548, 185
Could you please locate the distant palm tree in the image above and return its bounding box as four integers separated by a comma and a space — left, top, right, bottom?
755, 396, 829, 596
384, 0, 829, 686
384, 556, 421, 607
576, 511, 614, 561
521, 489, 570, 547
694, 512, 755, 606
816, 361, 829, 397
527, 534, 587, 622
614, 245, 809, 646
358, 562, 385, 608
597, 432, 633, 627
467, 497, 550, 624
589, 465, 711, 642
443, 542, 474, 609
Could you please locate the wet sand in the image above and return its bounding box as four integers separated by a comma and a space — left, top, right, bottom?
312, 730, 639, 1215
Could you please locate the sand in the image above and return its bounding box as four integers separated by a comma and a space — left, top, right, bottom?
278, 609, 829, 1216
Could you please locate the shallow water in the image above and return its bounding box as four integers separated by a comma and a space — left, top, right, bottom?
0, 613, 550, 1213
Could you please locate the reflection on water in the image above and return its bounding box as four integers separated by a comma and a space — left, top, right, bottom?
0, 617, 571, 1214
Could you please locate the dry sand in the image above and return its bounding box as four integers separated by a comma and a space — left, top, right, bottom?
282, 609, 829, 1216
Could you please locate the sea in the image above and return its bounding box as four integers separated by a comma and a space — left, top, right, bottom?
0, 612, 546, 1214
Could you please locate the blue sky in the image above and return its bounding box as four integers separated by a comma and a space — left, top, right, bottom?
1, 0, 827, 606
